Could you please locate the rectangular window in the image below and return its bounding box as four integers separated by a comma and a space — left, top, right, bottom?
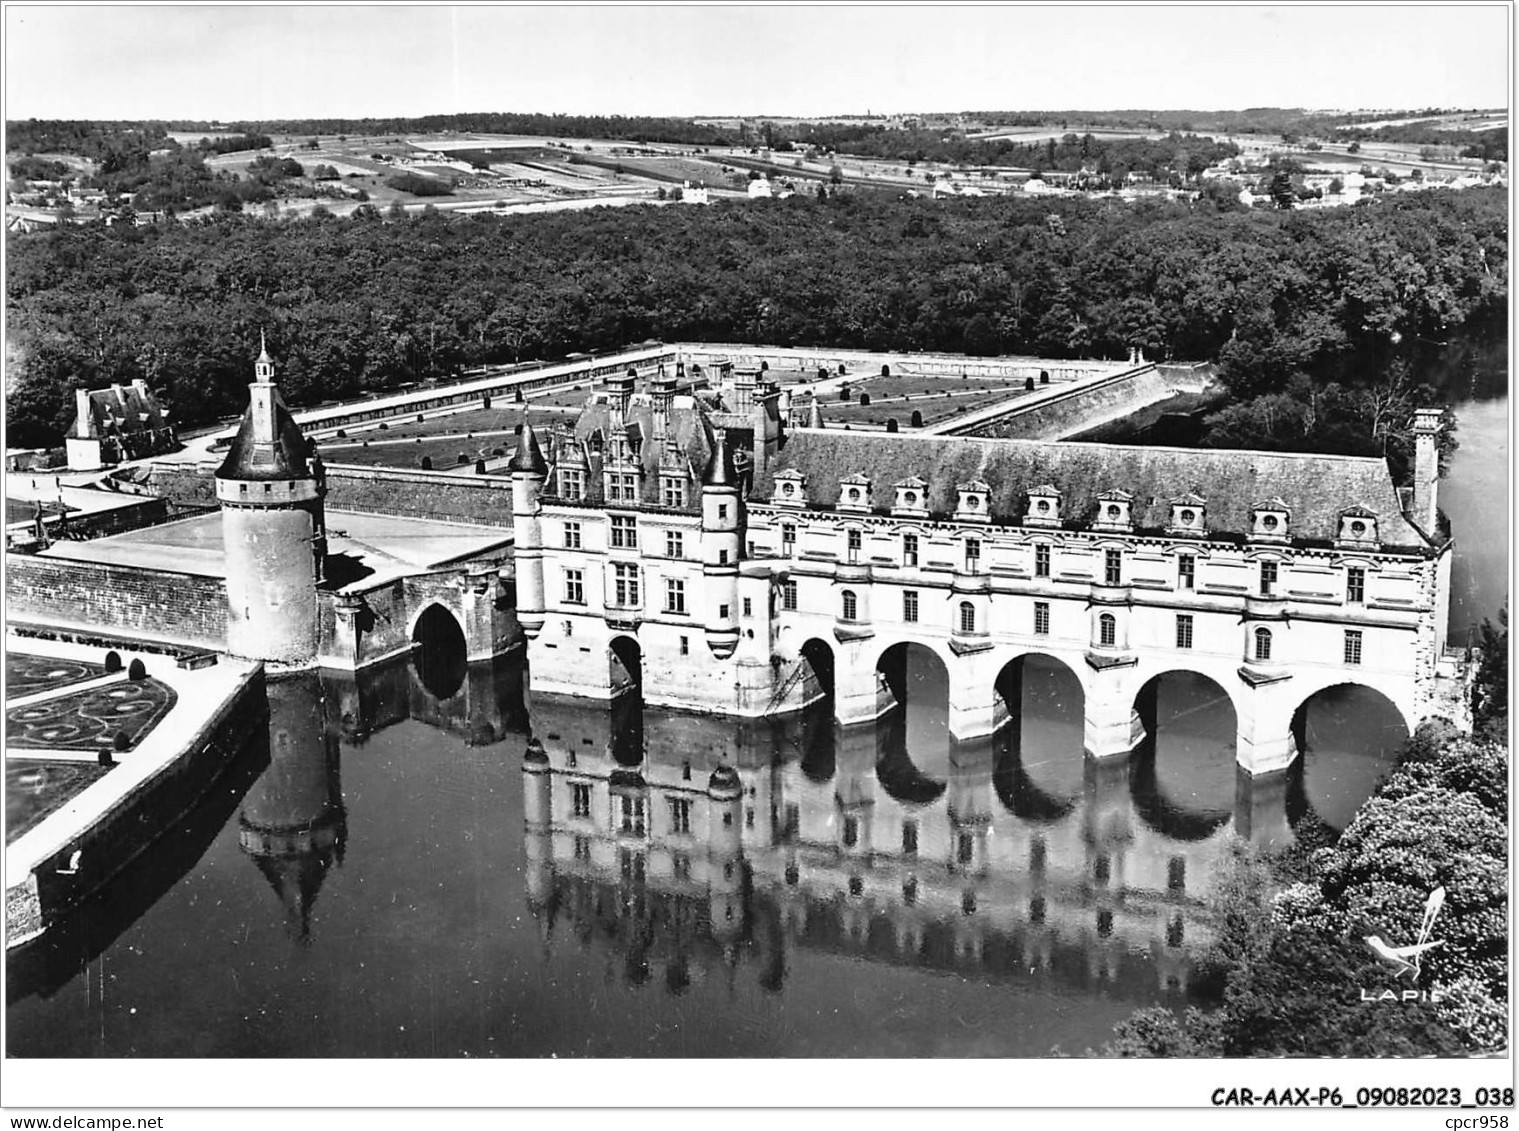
847, 528, 862, 563
669, 797, 691, 835
1344, 629, 1363, 666
610, 515, 638, 549
718, 603, 730, 619
1104, 548, 1122, 586
563, 521, 582, 550
607, 473, 637, 502
903, 589, 919, 623
902, 820, 918, 856
1035, 543, 1051, 578
1034, 601, 1050, 636
573, 835, 592, 862
572, 783, 592, 819
560, 468, 584, 501
564, 568, 584, 605
743, 598, 752, 617
662, 477, 686, 508
903, 533, 919, 567
673, 853, 691, 881
957, 833, 974, 865
680, 635, 689, 655
619, 794, 645, 835
612, 563, 640, 607
1178, 553, 1195, 590
781, 524, 796, 555
1176, 614, 1194, 650
718, 548, 729, 565
784, 803, 800, 838
665, 531, 684, 559
1347, 565, 1366, 604
665, 577, 686, 614
718, 504, 728, 521
965, 538, 981, 573
781, 579, 798, 611
1260, 559, 1278, 596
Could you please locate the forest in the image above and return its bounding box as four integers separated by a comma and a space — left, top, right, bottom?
5, 186, 1506, 486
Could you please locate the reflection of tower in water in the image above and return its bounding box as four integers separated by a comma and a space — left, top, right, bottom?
238, 674, 347, 944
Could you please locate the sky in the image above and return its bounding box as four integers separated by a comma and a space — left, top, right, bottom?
3, 3, 1512, 122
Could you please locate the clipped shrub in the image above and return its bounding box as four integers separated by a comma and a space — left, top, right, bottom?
457, 453, 468, 464
421, 456, 432, 470
113, 730, 131, 752
128, 658, 147, 681
377, 422, 388, 431
880, 364, 890, 377
858, 393, 871, 406
475, 459, 487, 474
104, 650, 123, 673
483, 395, 493, 409
1040, 369, 1050, 384
1025, 377, 1036, 391
886, 418, 898, 433
910, 410, 924, 427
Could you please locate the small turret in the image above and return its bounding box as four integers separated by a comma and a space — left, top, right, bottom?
701, 425, 742, 659
511, 418, 548, 638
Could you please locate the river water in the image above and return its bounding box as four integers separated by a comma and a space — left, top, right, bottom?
7, 335, 1507, 1059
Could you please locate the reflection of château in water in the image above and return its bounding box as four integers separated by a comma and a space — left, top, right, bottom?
238, 675, 348, 944
236, 651, 527, 942
520, 696, 1307, 1001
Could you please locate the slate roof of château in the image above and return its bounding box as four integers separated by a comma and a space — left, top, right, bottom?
756, 429, 1431, 549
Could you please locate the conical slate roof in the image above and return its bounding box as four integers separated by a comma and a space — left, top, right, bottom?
509, 418, 549, 474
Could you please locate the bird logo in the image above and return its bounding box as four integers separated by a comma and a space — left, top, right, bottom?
1364, 886, 1446, 981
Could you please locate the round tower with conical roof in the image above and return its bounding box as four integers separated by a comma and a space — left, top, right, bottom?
701, 426, 742, 659
215, 341, 327, 667
510, 417, 549, 639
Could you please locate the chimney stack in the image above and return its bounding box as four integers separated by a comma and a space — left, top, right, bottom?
1411, 407, 1443, 534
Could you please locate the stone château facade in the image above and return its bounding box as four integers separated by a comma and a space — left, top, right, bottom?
514, 363, 1453, 776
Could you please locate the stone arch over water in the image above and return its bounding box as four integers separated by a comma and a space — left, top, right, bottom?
1287, 682, 1410, 835
410, 602, 467, 700
1129, 670, 1238, 842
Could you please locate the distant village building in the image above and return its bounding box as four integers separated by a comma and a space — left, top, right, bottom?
747, 176, 773, 199
681, 181, 710, 205
65, 380, 179, 470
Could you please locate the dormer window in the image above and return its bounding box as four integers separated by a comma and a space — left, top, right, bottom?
954, 481, 991, 524
1250, 498, 1291, 543
892, 476, 929, 519
838, 473, 872, 514
1336, 507, 1381, 549
1167, 494, 1208, 538
1093, 490, 1134, 533
1023, 485, 1062, 529
771, 469, 806, 509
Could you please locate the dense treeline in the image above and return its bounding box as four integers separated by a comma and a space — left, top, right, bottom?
792, 126, 1239, 182
179, 112, 737, 147
6, 189, 1506, 479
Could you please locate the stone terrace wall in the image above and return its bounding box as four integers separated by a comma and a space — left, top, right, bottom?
144, 462, 515, 528
952, 365, 1212, 442
680, 343, 1121, 383
324, 465, 513, 527
6, 554, 228, 650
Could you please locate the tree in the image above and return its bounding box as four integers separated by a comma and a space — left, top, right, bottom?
1471, 604, 1508, 743
829, 164, 843, 185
